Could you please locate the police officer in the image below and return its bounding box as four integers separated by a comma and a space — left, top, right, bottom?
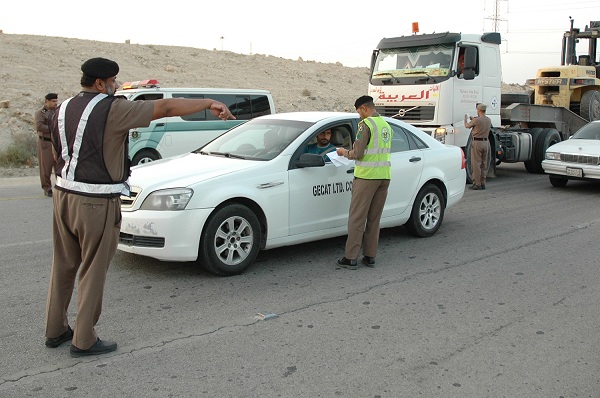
464, 103, 492, 190
44, 57, 235, 357
335, 95, 392, 270
34, 93, 58, 197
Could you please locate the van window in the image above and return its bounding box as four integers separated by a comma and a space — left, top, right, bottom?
171, 93, 207, 121
131, 93, 164, 101
172, 93, 272, 121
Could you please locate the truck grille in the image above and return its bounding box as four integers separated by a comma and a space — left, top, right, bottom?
375, 106, 435, 121
560, 153, 599, 165
119, 232, 165, 248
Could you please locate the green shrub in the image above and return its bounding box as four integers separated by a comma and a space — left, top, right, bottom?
0, 132, 37, 167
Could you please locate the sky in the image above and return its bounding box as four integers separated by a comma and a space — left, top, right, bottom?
1, 0, 598, 84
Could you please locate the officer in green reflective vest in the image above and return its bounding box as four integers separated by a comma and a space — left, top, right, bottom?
336, 95, 392, 270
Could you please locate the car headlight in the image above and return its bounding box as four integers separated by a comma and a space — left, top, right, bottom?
140, 188, 193, 211
546, 152, 561, 160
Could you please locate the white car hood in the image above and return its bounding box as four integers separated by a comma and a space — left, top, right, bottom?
548, 139, 600, 155
129, 153, 256, 189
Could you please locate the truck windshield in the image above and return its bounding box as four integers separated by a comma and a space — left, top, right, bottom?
371, 45, 454, 85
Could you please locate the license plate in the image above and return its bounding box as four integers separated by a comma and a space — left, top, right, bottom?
566, 167, 583, 177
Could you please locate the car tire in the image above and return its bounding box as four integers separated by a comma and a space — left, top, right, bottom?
198, 204, 261, 276
549, 175, 568, 187
132, 149, 160, 166
404, 183, 445, 238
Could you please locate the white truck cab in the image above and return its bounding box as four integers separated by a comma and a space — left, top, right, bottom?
368, 32, 502, 149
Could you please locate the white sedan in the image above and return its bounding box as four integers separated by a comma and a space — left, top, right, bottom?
118, 112, 466, 276
542, 120, 600, 187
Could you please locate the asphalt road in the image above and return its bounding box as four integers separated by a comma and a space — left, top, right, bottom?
1, 164, 599, 398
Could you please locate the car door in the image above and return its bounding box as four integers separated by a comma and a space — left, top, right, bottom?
383, 124, 425, 218
288, 124, 354, 236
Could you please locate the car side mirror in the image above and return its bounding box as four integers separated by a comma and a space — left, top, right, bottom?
295, 153, 326, 168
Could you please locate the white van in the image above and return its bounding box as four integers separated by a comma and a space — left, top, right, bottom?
116, 80, 276, 165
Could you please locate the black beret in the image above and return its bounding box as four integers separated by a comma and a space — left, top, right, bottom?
81, 57, 119, 79
45, 93, 58, 100
354, 95, 374, 109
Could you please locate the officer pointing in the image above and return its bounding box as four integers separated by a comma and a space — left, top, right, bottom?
44, 57, 234, 357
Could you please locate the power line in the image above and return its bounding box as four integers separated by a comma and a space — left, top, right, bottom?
484, 0, 508, 32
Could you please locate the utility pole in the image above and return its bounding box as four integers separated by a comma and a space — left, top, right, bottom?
484, 0, 508, 32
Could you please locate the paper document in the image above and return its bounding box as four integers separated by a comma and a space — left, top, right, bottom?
326, 151, 353, 167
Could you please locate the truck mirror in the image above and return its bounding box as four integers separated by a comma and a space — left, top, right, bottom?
462, 69, 476, 80
464, 47, 477, 69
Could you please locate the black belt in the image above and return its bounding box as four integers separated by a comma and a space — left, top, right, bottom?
473, 137, 487, 141
39, 136, 51, 142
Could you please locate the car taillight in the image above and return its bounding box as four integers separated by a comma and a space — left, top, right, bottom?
461, 149, 466, 169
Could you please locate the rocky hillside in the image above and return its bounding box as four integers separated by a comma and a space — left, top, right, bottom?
0, 33, 526, 177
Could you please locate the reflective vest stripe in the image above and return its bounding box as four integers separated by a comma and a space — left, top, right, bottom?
55, 176, 127, 195
363, 148, 389, 154
57, 97, 72, 178
356, 160, 392, 167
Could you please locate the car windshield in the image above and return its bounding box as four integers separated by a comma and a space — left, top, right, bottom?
199, 118, 312, 160
571, 122, 600, 140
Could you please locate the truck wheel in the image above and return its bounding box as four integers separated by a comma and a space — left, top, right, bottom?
523, 128, 543, 173
549, 175, 568, 187
580, 90, 600, 121
500, 93, 530, 106
464, 136, 493, 184
404, 183, 445, 238
198, 204, 261, 276
531, 128, 561, 174
132, 149, 160, 166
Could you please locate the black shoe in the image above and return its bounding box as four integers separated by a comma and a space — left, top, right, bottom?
44, 190, 53, 197
361, 256, 376, 267
45, 326, 73, 348
337, 257, 357, 270
469, 185, 482, 190
70, 338, 117, 357
481, 184, 486, 190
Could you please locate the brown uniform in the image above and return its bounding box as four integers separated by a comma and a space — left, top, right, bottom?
342, 118, 391, 260
34, 106, 56, 193
466, 115, 492, 187
45, 92, 154, 349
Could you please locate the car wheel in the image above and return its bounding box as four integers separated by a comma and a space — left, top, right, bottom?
404, 184, 445, 238
549, 175, 568, 187
132, 149, 160, 166
465, 136, 493, 184
199, 204, 261, 276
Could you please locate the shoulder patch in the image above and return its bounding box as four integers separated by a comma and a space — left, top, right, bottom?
381, 126, 391, 143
